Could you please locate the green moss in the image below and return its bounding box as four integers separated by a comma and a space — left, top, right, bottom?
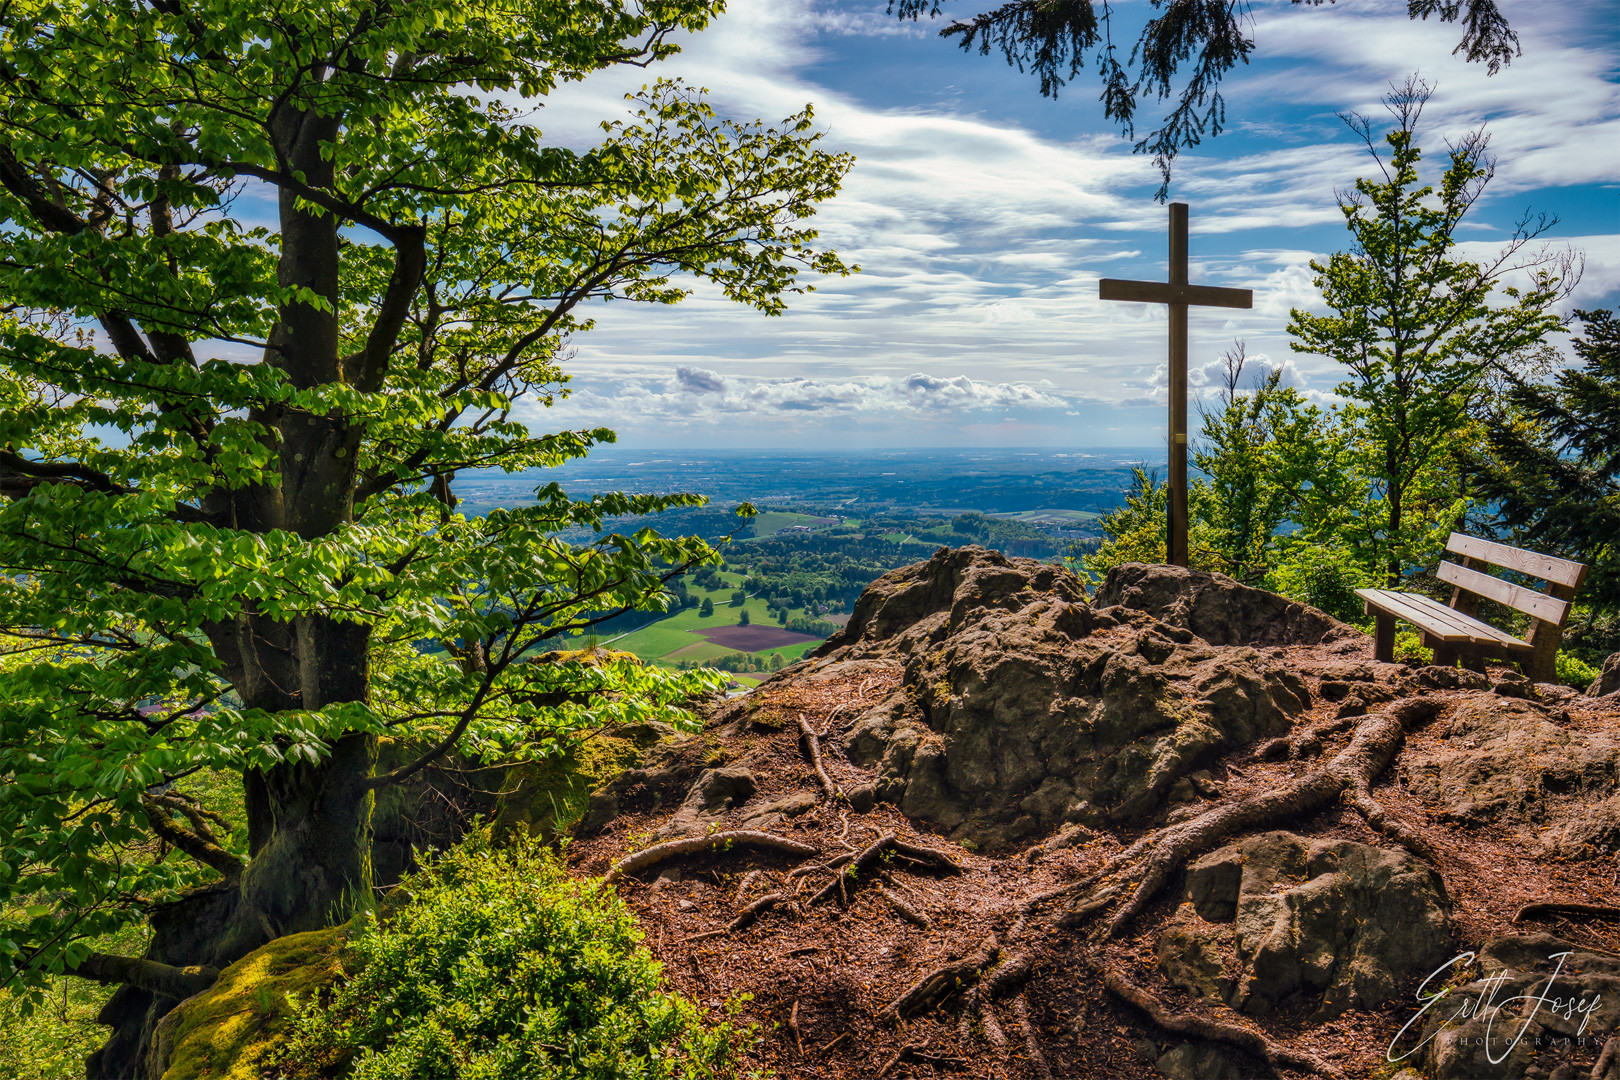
152, 923, 355, 1080
491, 734, 644, 843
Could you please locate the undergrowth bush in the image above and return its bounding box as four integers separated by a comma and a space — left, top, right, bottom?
273, 838, 761, 1080
1555, 651, 1599, 691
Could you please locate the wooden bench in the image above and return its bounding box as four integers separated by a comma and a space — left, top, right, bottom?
1355, 532, 1587, 683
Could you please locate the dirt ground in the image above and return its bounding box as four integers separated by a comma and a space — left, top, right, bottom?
566, 641, 1620, 1080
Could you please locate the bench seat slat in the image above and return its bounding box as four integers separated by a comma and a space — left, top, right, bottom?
1445, 532, 1587, 589
1356, 588, 1471, 642
1438, 560, 1570, 626
1355, 588, 1535, 652
1394, 592, 1533, 651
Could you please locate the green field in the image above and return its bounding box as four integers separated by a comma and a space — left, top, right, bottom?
743, 510, 840, 537
605, 573, 829, 678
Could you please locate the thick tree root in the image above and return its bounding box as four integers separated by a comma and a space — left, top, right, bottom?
1096, 961, 1345, 1080
797, 712, 839, 800
1099, 698, 1440, 936
1345, 785, 1437, 863
1592, 1032, 1618, 1079
880, 934, 1000, 1021
1514, 901, 1620, 923
1012, 993, 1054, 1080
605, 831, 819, 884
879, 884, 931, 928
978, 995, 1008, 1053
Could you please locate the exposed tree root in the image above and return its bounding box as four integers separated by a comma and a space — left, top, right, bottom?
605, 831, 819, 884
788, 998, 803, 1056
789, 852, 851, 880
726, 891, 787, 934
978, 994, 1008, 1053
880, 934, 1000, 1021
876, 1039, 929, 1079
1345, 785, 1437, 863
1592, 1032, 1618, 1080
733, 869, 763, 904
878, 884, 932, 928
1096, 960, 1345, 1080
1099, 698, 1440, 936
1252, 714, 1359, 762
809, 831, 958, 906
1011, 993, 1054, 1080
797, 712, 839, 800
1513, 901, 1620, 923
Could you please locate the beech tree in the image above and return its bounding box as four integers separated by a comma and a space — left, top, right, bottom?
1287, 79, 1574, 585
890, 0, 1520, 196
0, 0, 850, 1069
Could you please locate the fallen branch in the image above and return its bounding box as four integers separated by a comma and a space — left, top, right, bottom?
1513, 901, 1620, 923
798, 712, 839, 800
1098, 961, 1344, 1080
605, 831, 819, 884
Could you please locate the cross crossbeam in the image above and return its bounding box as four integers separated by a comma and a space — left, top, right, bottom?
1098, 203, 1252, 568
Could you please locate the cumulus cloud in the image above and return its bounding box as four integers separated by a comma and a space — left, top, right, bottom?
674, 366, 727, 393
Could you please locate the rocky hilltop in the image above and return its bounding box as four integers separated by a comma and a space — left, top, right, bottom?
567, 547, 1619, 1080
148, 547, 1620, 1080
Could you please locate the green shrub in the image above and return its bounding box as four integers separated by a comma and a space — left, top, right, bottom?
1555, 651, 1600, 690
274, 839, 759, 1080
1266, 541, 1377, 625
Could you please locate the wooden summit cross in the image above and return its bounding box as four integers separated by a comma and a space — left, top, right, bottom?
1099, 203, 1252, 567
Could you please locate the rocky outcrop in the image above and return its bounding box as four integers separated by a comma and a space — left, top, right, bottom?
1592, 651, 1620, 697
1163, 832, 1454, 1018
1404, 934, 1620, 1080
812, 549, 1318, 846
1401, 694, 1620, 855
1093, 562, 1357, 648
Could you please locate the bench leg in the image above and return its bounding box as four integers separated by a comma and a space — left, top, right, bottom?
1460, 649, 1486, 674
1373, 612, 1395, 664
1431, 643, 1457, 669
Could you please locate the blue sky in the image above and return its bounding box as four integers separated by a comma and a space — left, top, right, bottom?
529, 0, 1620, 450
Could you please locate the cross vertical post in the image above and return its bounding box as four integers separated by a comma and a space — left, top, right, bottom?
1098, 203, 1252, 570
1167, 203, 1189, 567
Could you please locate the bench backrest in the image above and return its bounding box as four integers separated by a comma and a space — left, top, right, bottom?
1439, 532, 1588, 630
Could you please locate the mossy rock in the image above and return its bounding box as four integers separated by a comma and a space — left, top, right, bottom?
492, 733, 646, 843
147, 922, 355, 1080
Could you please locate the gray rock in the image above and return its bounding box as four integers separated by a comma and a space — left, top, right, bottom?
741, 789, 818, 829
846, 782, 877, 813
1401, 694, 1620, 855
1406, 934, 1620, 1080
654, 766, 757, 840
1171, 831, 1454, 1017
1591, 651, 1620, 696
1155, 1041, 1250, 1080
818, 551, 1317, 848
1156, 903, 1233, 1002
1094, 561, 1353, 649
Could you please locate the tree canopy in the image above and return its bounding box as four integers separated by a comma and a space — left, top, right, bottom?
0, 1, 851, 1065
1287, 79, 1574, 585
890, 0, 1521, 196
1474, 309, 1620, 611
